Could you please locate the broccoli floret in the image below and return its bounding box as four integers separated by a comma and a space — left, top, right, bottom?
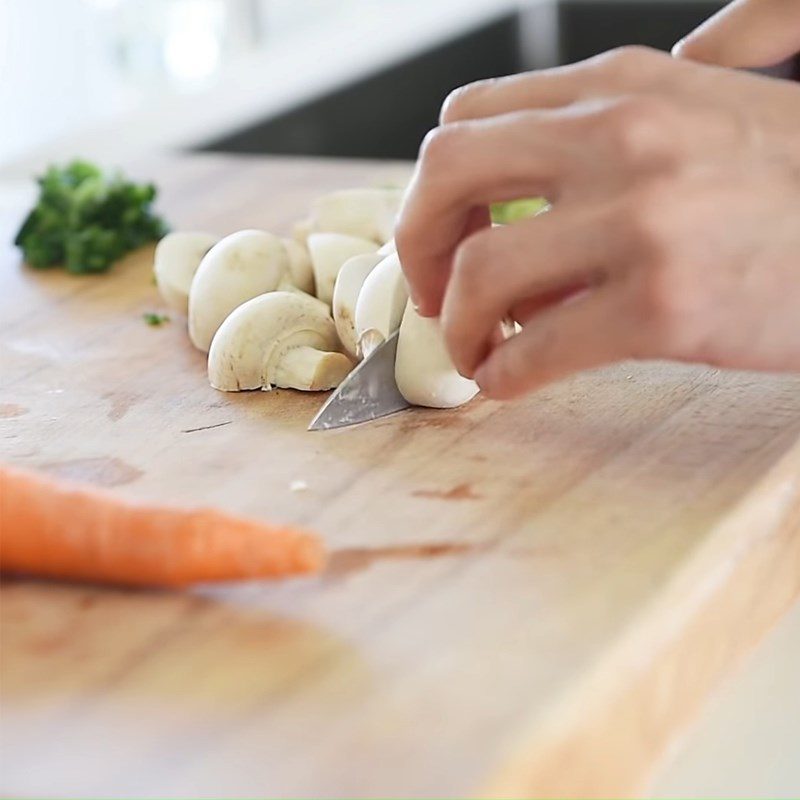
142, 312, 170, 326
490, 197, 550, 225
14, 160, 169, 275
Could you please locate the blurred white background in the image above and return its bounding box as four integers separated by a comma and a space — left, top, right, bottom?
0, 0, 525, 172
0, 0, 346, 164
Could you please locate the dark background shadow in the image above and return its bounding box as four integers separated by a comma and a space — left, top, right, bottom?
198, 0, 797, 161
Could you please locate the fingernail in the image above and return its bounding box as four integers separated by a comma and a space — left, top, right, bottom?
414, 300, 438, 318
406, 280, 429, 317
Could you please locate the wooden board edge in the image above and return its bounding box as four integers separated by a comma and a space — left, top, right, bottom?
478, 440, 800, 799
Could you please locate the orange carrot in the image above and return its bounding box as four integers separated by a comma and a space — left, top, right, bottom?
0, 464, 324, 587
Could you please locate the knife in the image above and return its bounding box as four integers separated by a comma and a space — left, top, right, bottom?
308, 330, 410, 431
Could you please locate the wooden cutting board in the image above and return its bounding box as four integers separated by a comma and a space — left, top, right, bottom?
1, 154, 799, 799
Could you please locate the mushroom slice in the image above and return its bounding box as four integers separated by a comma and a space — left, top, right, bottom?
153, 231, 218, 315
208, 291, 353, 392
307, 232, 377, 305
310, 187, 404, 244
354, 252, 408, 359
332, 252, 384, 360
395, 301, 479, 408
281, 237, 315, 295
189, 230, 289, 353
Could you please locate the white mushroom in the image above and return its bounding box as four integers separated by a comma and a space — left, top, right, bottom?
292, 217, 313, 245
332, 252, 384, 359
354, 252, 408, 358
377, 238, 396, 256
153, 231, 218, 315
188, 230, 289, 352
208, 291, 353, 392
281, 237, 315, 294
310, 187, 404, 244
307, 232, 377, 305
276, 276, 331, 315
395, 301, 479, 408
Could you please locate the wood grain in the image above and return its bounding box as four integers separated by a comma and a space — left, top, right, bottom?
1, 154, 799, 799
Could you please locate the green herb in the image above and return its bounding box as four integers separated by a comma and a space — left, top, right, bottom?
143, 312, 170, 327
490, 197, 549, 225
14, 160, 169, 275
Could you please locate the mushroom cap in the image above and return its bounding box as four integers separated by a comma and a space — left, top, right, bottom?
188, 229, 289, 352
307, 232, 378, 305
332, 252, 384, 359
310, 187, 404, 244
395, 300, 479, 408
281, 238, 315, 295
354, 251, 409, 358
154, 231, 218, 315
208, 291, 344, 391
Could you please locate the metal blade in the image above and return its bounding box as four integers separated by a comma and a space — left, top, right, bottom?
308, 331, 410, 431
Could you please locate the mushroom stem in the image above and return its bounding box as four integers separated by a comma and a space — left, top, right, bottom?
274, 347, 353, 391
358, 329, 386, 359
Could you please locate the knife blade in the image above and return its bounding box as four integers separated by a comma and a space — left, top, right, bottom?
308, 331, 410, 431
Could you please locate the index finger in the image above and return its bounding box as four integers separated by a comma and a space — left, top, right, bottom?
441, 46, 671, 124
673, 0, 800, 68
396, 110, 570, 316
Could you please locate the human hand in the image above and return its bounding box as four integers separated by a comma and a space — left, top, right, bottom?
395, 47, 800, 399
674, 0, 800, 69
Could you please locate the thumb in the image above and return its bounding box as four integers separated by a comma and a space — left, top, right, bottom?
673, 0, 800, 69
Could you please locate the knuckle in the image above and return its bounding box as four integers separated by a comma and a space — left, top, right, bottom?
603, 95, 681, 163
418, 124, 463, 171
441, 79, 494, 123
600, 45, 664, 72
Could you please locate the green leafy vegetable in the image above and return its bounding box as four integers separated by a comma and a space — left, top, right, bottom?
14, 160, 169, 274
143, 312, 170, 327
490, 197, 549, 225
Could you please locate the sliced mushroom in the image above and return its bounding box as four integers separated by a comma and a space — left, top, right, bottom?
208, 291, 353, 392
307, 232, 377, 305
188, 230, 289, 353
310, 187, 404, 244
281, 237, 315, 295
395, 301, 479, 408
332, 252, 384, 359
153, 231, 218, 315
354, 252, 408, 358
